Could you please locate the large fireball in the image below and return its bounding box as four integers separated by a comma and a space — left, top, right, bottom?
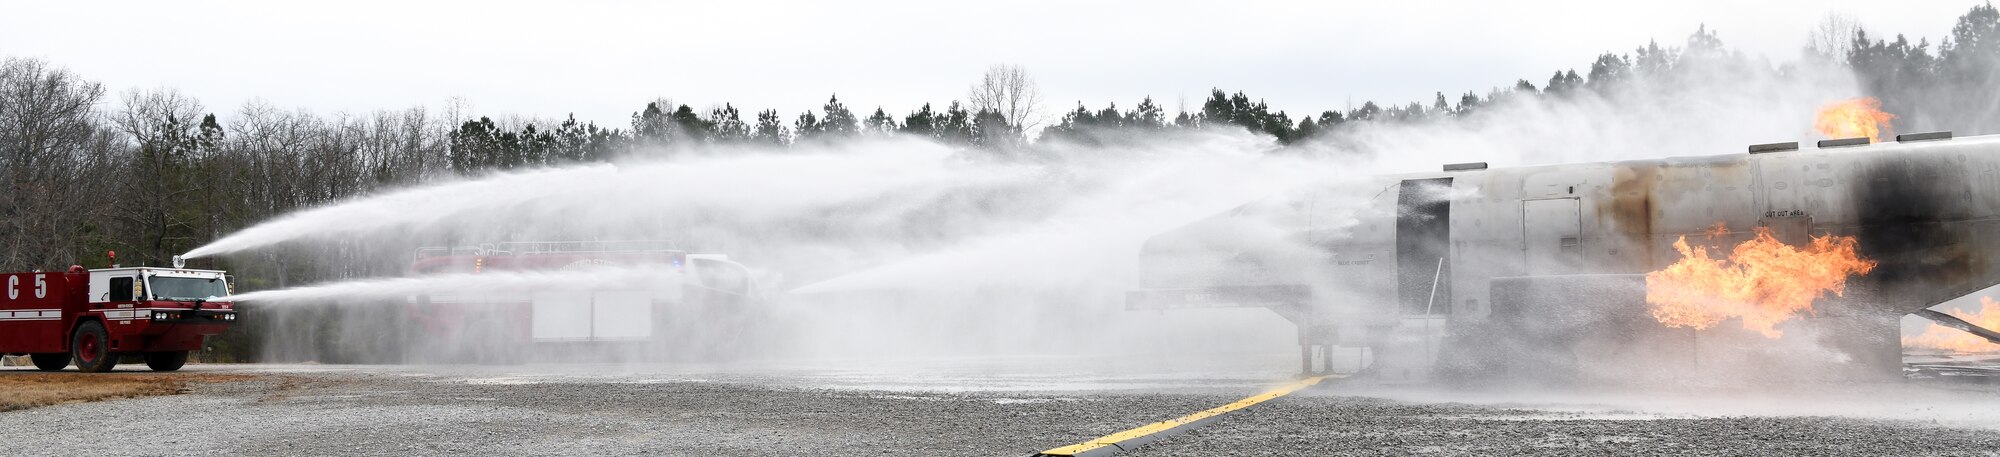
1814, 97, 1897, 142
1645, 225, 1877, 338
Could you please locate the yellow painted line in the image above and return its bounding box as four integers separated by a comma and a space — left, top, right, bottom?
1036, 375, 1334, 457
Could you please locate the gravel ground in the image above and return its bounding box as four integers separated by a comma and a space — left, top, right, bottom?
1124, 396, 2000, 456
0, 363, 1248, 456
1126, 381, 2000, 457
2, 363, 1998, 456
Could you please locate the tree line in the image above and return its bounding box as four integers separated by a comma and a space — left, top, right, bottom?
2, 3, 1997, 361
369, 3, 2000, 174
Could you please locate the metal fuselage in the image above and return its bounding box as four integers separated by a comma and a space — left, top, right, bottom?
1133, 134, 2000, 379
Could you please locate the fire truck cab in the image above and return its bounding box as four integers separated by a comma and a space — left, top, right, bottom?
2, 264, 238, 372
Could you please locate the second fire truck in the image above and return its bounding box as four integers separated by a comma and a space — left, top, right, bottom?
402, 241, 760, 362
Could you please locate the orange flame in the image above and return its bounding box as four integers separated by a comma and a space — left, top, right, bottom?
1702, 221, 1730, 239
1905, 297, 2000, 353
1644, 225, 1877, 338
1813, 97, 1896, 142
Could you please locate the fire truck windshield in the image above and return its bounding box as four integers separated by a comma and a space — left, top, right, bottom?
149, 276, 229, 301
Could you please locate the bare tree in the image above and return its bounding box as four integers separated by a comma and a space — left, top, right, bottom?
114, 88, 210, 264
967, 64, 1043, 136
1807, 12, 1863, 62
0, 57, 116, 270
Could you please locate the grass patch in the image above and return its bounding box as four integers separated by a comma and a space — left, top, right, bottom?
0, 372, 257, 412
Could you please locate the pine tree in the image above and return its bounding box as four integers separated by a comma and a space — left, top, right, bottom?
495, 124, 523, 169
1544, 70, 1576, 95
1512, 79, 1539, 94
937, 101, 973, 144
793, 110, 822, 142
708, 104, 748, 143
1634, 40, 1676, 77
669, 104, 710, 142
970, 109, 1015, 148
1317, 110, 1344, 128
1294, 117, 1320, 140
1400, 102, 1428, 122
1850, 31, 1937, 124
1586, 53, 1633, 91
517, 123, 553, 167
1349, 101, 1381, 122
1071, 103, 1100, 127
192, 114, 223, 158
1037, 103, 1096, 144
584, 123, 626, 160
1094, 102, 1123, 129
1264, 110, 1295, 141
631, 102, 672, 149
552, 114, 590, 162
863, 107, 897, 135
753, 109, 789, 146
1938, 3, 2000, 132
1199, 89, 1232, 128
1227, 92, 1258, 127
900, 103, 938, 138
819, 95, 859, 138
449, 116, 503, 173
1943, 3, 2000, 77
1130, 96, 1165, 129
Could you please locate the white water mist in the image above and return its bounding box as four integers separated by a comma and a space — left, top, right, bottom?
220, 52, 1873, 368
183, 139, 1027, 259
220, 267, 674, 304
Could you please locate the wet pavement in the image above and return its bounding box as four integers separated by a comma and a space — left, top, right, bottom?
1, 355, 1998, 456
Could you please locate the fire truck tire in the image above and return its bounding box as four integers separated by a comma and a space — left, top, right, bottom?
145, 351, 189, 371
29, 353, 69, 371
71, 321, 118, 373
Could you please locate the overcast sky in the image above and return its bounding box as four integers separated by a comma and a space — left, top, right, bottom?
0, 1, 1982, 127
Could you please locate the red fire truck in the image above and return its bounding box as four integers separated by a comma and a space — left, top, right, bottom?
1, 258, 238, 372
403, 241, 759, 362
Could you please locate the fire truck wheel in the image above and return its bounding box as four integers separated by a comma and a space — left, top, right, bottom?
144, 351, 189, 371
71, 321, 118, 373
29, 353, 70, 371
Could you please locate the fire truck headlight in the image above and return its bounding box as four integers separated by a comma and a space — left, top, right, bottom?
223, 313, 236, 321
